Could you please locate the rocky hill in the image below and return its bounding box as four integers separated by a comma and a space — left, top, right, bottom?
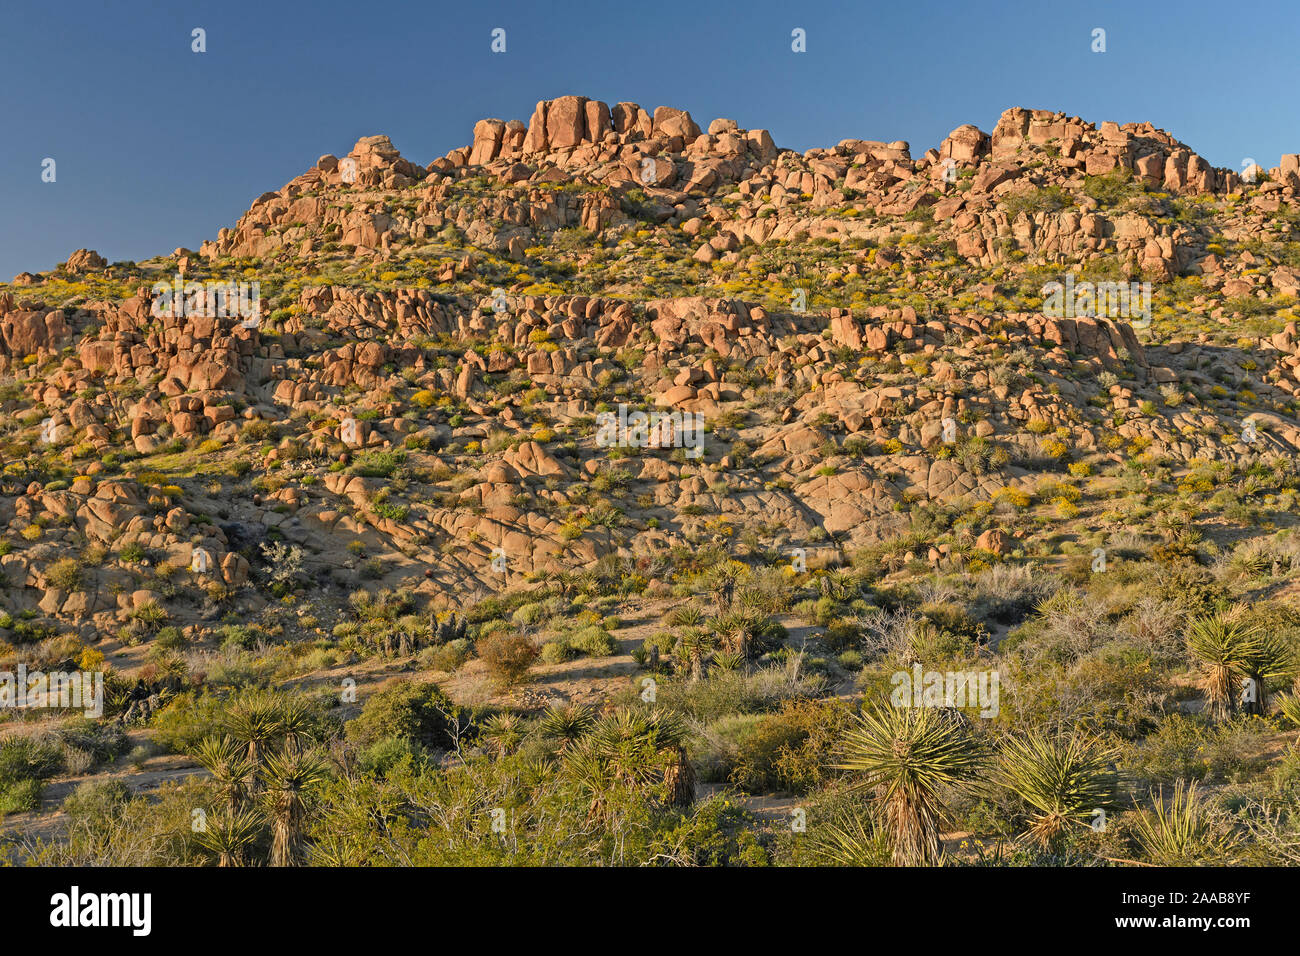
5, 97, 1300, 867
5, 97, 1300, 631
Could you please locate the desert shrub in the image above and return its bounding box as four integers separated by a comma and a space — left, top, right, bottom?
1058, 645, 1171, 736
820, 619, 860, 652
240, 418, 278, 443
1145, 563, 1227, 616
32, 775, 206, 865
699, 698, 853, 794
61, 779, 130, 822
0, 778, 43, 814
794, 595, 838, 627
0, 735, 63, 785
46, 558, 84, 592
154, 626, 185, 651
146, 692, 228, 753
56, 719, 127, 766
1002, 185, 1070, 216
0, 735, 63, 813
1126, 714, 1272, 785
541, 638, 576, 664
625, 664, 827, 723
478, 631, 539, 688
350, 450, 405, 478
511, 602, 547, 627
570, 626, 617, 657
423, 638, 471, 672
358, 737, 427, 775
1082, 169, 1137, 208
347, 681, 465, 751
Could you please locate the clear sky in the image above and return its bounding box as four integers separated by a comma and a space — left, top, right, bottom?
3, 0, 1298, 279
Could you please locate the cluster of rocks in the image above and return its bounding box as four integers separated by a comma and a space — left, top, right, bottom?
116, 675, 184, 726
7, 257, 1299, 609
7, 95, 1300, 644
0, 293, 72, 368
1, 473, 248, 630
17, 96, 1300, 312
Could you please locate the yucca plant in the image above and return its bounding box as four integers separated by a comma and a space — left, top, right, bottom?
193, 734, 256, 816
517, 755, 557, 790
710, 609, 770, 661
668, 604, 705, 629
194, 809, 263, 867
305, 832, 358, 868
709, 563, 739, 613
553, 570, 580, 599
1277, 693, 1300, 730
997, 731, 1119, 848
223, 692, 286, 771
1133, 781, 1237, 866
561, 743, 619, 822
261, 749, 330, 866
538, 702, 594, 751
274, 695, 318, 755
1185, 612, 1260, 721
711, 649, 744, 672
674, 627, 716, 682
562, 708, 694, 815
836, 704, 986, 866
1239, 630, 1296, 716
804, 805, 892, 866
662, 742, 695, 808
820, 568, 856, 601
482, 712, 524, 757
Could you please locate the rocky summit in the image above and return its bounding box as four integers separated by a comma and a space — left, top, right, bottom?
5, 95, 1300, 870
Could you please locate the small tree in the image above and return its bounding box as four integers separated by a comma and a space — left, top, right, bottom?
261, 749, 330, 867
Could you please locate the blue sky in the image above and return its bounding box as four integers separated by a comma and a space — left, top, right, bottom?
3, 0, 1298, 279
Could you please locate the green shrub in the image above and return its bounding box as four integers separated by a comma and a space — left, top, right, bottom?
0, 735, 63, 787
358, 736, 426, 775
46, 558, 84, 592
1126, 714, 1271, 785
512, 602, 546, 627
57, 719, 126, 766
61, 779, 130, 821
1082, 169, 1136, 208
351, 450, 405, 478
570, 626, 617, 657
346, 681, 463, 751
0, 778, 43, 814
541, 638, 576, 664
424, 638, 471, 672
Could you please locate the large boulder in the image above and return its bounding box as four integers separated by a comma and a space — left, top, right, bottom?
61, 249, 107, 274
